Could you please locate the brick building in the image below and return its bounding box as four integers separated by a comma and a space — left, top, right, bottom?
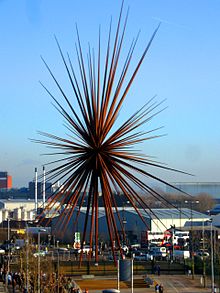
0, 172, 12, 190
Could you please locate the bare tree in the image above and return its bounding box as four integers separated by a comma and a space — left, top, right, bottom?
140, 191, 215, 213
194, 193, 215, 213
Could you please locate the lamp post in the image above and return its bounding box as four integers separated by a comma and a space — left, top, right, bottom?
170, 224, 175, 262
210, 219, 215, 293
173, 200, 182, 229
202, 219, 206, 288
184, 200, 199, 280
26, 222, 29, 293
117, 259, 120, 292
6, 217, 10, 288
57, 240, 60, 293
122, 201, 129, 245
25, 221, 33, 293
122, 217, 127, 245
38, 228, 46, 293
179, 201, 183, 229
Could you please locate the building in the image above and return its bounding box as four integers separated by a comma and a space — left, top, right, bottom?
0, 197, 62, 224
0, 196, 212, 246
0, 172, 12, 190
28, 181, 52, 199
0, 199, 44, 222
166, 182, 220, 199
50, 207, 210, 244
0, 198, 42, 211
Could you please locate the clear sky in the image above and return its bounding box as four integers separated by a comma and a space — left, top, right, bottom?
0, 0, 219, 188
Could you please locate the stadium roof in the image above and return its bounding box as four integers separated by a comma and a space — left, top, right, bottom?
77, 207, 209, 220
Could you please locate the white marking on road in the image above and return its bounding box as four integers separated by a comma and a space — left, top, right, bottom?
172, 279, 186, 288
167, 280, 179, 292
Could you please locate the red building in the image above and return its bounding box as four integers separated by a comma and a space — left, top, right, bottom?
0, 172, 12, 189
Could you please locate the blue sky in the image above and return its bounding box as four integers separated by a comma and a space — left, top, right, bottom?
0, 0, 219, 188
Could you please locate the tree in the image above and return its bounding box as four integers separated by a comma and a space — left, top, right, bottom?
195, 193, 215, 213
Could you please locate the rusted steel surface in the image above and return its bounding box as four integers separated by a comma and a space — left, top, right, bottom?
32, 2, 188, 264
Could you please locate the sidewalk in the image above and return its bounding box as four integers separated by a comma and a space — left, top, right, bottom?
0, 282, 6, 293
80, 274, 212, 293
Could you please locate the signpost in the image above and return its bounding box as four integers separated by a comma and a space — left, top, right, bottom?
74, 232, 80, 249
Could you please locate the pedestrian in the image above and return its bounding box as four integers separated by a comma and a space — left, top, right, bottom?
159, 283, 164, 293
151, 259, 155, 274
8, 273, 12, 285
157, 265, 161, 276
155, 283, 159, 293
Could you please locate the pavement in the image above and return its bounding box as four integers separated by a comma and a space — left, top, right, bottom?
78, 274, 213, 293
0, 283, 6, 293
0, 274, 215, 293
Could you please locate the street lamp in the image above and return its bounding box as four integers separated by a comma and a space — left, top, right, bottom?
173, 200, 182, 229
184, 200, 199, 280
57, 240, 60, 293
26, 224, 29, 293
53, 234, 56, 249
6, 217, 10, 288
202, 219, 206, 288
25, 221, 32, 293
38, 228, 46, 293
210, 219, 215, 293
122, 201, 129, 245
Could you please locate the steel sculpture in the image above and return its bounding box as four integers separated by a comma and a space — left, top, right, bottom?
32, 2, 189, 263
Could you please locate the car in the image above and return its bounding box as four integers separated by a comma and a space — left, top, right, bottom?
133, 250, 145, 256
121, 245, 129, 254
149, 243, 159, 248
197, 251, 209, 257
130, 243, 141, 249
1, 243, 20, 252
58, 247, 68, 251
149, 250, 163, 260
33, 250, 47, 257
0, 249, 5, 254
134, 254, 151, 261
70, 248, 79, 253
78, 245, 92, 254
